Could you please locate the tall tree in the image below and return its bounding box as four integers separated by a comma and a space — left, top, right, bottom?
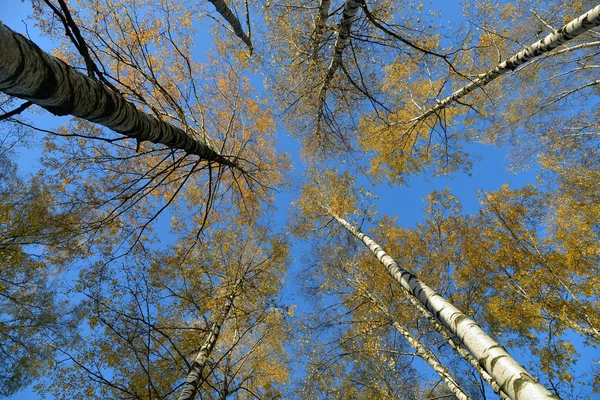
5, 0, 289, 261
293, 169, 558, 400
409, 4, 600, 126
0, 138, 82, 396
371, 186, 600, 396
38, 215, 290, 399
178, 289, 236, 400
358, 2, 600, 184
0, 23, 238, 170
329, 210, 556, 399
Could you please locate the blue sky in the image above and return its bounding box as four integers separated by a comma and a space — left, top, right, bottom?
1, 0, 537, 226
2, 1, 596, 399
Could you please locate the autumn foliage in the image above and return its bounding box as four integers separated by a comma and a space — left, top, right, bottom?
1, 0, 600, 399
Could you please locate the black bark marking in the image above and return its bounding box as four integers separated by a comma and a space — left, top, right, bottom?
490, 354, 505, 370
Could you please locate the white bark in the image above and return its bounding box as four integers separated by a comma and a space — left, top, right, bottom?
312, 0, 332, 59
208, 0, 253, 53
178, 293, 235, 400
331, 212, 558, 400
317, 0, 361, 109
404, 292, 510, 399
357, 286, 472, 400
0, 22, 239, 170
379, 274, 509, 399
410, 5, 600, 124
348, 257, 507, 397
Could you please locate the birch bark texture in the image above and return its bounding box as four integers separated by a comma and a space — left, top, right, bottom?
208, 0, 253, 53
331, 212, 559, 400
391, 275, 509, 399
357, 285, 472, 400
312, 0, 331, 59
318, 0, 361, 107
178, 293, 235, 400
410, 4, 600, 124
0, 23, 239, 170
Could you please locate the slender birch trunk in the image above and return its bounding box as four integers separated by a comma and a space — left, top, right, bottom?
409, 5, 600, 124
330, 212, 558, 400
178, 293, 235, 400
317, 0, 361, 110
354, 281, 472, 400
312, 0, 332, 60
208, 0, 253, 53
0, 23, 239, 170
364, 252, 508, 398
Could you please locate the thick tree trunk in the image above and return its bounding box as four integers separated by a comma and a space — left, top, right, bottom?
208, 0, 253, 53
0, 23, 239, 170
402, 291, 510, 399
178, 293, 235, 400
410, 5, 600, 124
356, 285, 472, 400
330, 212, 558, 400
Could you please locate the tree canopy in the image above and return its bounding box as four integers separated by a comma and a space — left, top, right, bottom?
1, 0, 600, 399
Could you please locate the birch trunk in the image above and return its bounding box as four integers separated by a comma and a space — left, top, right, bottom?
0, 23, 239, 170
375, 269, 509, 399
178, 293, 235, 400
355, 283, 472, 400
402, 291, 510, 399
317, 0, 361, 109
208, 0, 253, 53
312, 0, 332, 59
410, 5, 600, 124
330, 212, 558, 400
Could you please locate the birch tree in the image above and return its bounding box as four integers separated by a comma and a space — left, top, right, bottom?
207, 0, 253, 53
358, 2, 600, 184
38, 215, 290, 399
0, 22, 238, 170
1, 5, 290, 398
329, 211, 559, 399
292, 169, 560, 400
351, 238, 510, 399
178, 290, 236, 400
6, 0, 288, 260
0, 145, 82, 396
316, 0, 362, 120
293, 172, 483, 398
409, 4, 600, 125
366, 186, 600, 396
